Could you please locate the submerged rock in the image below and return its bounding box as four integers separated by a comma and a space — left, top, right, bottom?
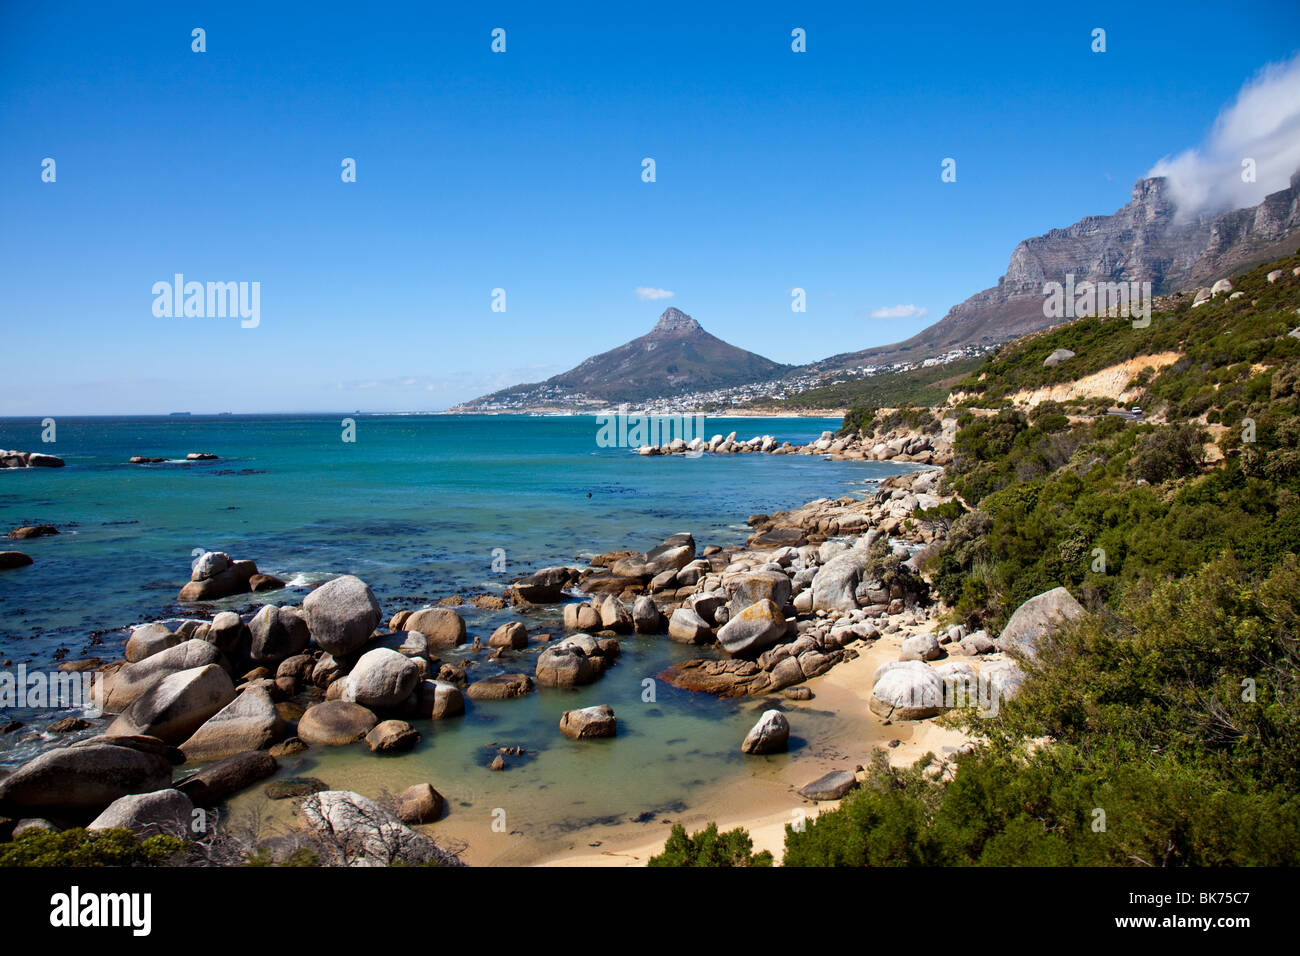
559, 704, 616, 740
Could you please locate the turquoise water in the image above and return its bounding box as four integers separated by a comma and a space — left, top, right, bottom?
0, 414, 906, 857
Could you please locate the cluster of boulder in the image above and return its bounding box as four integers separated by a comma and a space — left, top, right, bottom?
0, 449, 64, 468
1191, 278, 1234, 307
865, 586, 1086, 721
633, 425, 953, 466
177, 550, 286, 602
0, 552, 644, 851
488, 474, 943, 704
0, 569, 475, 852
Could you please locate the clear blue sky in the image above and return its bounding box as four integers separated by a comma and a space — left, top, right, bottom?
3, 1, 1298, 414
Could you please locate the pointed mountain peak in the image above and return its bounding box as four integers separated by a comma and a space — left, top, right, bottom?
652, 307, 703, 335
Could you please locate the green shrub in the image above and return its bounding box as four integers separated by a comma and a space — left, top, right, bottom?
648, 823, 773, 867
0, 827, 184, 867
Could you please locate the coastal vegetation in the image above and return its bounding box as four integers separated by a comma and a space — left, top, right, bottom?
0, 827, 183, 867
756, 356, 983, 414
664, 253, 1300, 867
648, 822, 773, 867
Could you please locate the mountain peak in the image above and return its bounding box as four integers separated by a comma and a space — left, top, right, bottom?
652, 307, 703, 335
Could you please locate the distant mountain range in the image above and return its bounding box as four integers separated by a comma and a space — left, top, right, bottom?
456, 307, 790, 409
456, 171, 1300, 411
808, 170, 1300, 374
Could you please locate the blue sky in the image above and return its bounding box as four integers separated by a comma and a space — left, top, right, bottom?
2, 1, 1299, 414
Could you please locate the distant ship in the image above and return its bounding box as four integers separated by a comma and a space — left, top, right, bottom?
168, 412, 191, 417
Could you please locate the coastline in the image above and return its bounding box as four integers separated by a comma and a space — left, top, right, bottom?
530, 613, 972, 866
1, 414, 982, 867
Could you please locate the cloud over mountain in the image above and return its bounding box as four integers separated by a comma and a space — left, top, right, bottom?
1148, 52, 1300, 217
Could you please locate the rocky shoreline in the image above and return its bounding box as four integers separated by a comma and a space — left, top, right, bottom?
632, 423, 954, 465
0, 419, 1073, 866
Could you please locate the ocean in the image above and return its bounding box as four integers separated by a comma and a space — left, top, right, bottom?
0, 413, 911, 861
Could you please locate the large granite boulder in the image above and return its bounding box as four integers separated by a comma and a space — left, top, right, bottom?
178, 554, 258, 602
507, 566, 577, 603
725, 570, 792, 617
869, 660, 944, 720
176, 750, 277, 805
249, 605, 311, 664
535, 640, 598, 687
403, 607, 466, 648
797, 770, 858, 801
811, 550, 867, 611
342, 648, 420, 709
559, 704, 616, 740
204, 610, 249, 655
298, 790, 464, 866
667, 607, 713, 644
396, 783, 444, 824
741, 709, 789, 754
632, 595, 664, 634
179, 683, 287, 762
487, 621, 529, 649
365, 719, 420, 753
301, 575, 382, 656
900, 632, 942, 662
994, 587, 1085, 659
88, 789, 194, 838
598, 596, 634, 633
296, 700, 379, 746
102, 639, 226, 713
716, 599, 787, 657
106, 664, 236, 744
611, 532, 696, 578
0, 736, 175, 816
125, 623, 182, 663
465, 672, 534, 700
412, 679, 465, 719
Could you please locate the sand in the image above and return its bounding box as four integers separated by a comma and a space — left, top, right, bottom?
529, 612, 975, 866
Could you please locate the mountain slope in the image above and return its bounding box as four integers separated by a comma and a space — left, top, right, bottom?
457, 308, 791, 409
805, 171, 1300, 375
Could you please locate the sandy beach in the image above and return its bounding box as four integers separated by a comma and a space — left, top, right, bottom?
530, 612, 973, 867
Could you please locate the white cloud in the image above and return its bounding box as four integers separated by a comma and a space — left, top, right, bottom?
635, 286, 675, 301
869, 304, 928, 319
1148, 52, 1300, 216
